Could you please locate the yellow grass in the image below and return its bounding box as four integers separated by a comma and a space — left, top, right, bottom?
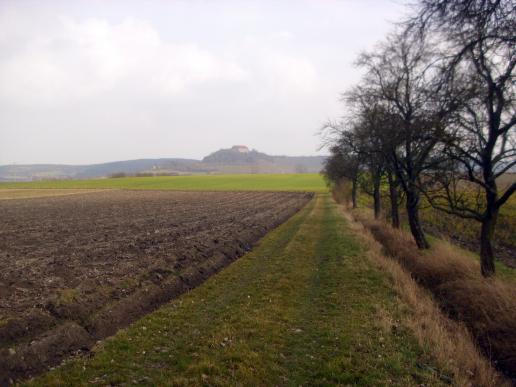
339, 206, 508, 386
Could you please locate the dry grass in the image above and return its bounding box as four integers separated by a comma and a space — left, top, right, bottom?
339, 208, 510, 386
362, 220, 475, 291
0, 189, 108, 200
349, 209, 516, 383
331, 179, 351, 204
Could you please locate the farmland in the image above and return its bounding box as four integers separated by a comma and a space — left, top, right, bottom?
0, 174, 510, 385
0, 173, 327, 193
0, 189, 107, 200
0, 190, 312, 382
22, 195, 451, 386
419, 197, 516, 268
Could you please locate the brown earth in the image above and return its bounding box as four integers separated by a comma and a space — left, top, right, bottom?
0, 190, 313, 384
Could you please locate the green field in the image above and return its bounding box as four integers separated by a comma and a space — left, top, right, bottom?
26, 195, 444, 386
0, 174, 327, 193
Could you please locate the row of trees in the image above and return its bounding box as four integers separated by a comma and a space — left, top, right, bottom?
323, 0, 515, 277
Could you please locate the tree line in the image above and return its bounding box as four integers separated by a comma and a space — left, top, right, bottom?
322, 0, 515, 277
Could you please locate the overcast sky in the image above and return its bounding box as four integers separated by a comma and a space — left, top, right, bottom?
0, 0, 408, 165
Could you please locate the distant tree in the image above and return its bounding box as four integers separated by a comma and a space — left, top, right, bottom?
349, 112, 385, 220
295, 165, 308, 174
323, 114, 388, 218
109, 172, 127, 178
343, 87, 405, 226
322, 138, 362, 208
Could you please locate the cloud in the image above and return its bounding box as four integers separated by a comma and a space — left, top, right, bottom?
0, 17, 249, 105
0, 0, 406, 164
261, 52, 318, 95
0, 15, 320, 107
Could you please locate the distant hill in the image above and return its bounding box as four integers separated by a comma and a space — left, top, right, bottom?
0, 159, 204, 182
0, 146, 326, 182
202, 145, 273, 164
202, 146, 325, 174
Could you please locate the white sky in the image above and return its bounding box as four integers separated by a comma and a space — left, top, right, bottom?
0, 0, 408, 165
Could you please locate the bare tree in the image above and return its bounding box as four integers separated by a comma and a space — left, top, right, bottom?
355, 29, 456, 248
344, 88, 406, 227
321, 115, 386, 217
352, 119, 385, 220
329, 112, 388, 220
413, 0, 516, 276
386, 170, 403, 228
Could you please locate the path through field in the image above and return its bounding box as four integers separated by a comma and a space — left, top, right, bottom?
27, 195, 444, 386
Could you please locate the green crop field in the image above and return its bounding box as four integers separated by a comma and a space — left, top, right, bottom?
0, 174, 327, 193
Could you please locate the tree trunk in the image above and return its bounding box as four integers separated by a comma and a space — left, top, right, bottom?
387, 172, 400, 228
480, 213, 497, 277
351, 178, 357, 209
406, 188, 429, 249
478, 145, 500, 276
479, 168, 499, 277
373, 173, 381, 220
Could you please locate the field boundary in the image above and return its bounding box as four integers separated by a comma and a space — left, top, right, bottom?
0, 189, 113, 200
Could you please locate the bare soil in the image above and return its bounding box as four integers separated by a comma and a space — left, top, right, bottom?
0, 190, 312, 384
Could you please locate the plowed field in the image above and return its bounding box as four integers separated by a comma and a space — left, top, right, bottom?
0, 190, 312, 382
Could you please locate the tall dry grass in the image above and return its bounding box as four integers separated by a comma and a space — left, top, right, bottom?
350, 209, 516, 383
340, 208, 509, 386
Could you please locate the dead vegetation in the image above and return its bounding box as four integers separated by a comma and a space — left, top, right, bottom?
347, 207, 516, 382
339, 207, 509, 386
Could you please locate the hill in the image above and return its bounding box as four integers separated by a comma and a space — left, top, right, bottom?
202, 145, 274, 164
0, 146, 325, 181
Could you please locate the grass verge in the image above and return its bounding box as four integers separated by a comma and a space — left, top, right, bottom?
339, 208, 506, 386
351, 209, 516, 382
26, 194, 445, 386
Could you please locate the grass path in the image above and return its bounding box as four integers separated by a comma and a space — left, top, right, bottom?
27, 194, 443, 386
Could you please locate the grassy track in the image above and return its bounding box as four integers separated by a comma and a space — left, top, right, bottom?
0, 173, 327, 192
26, 194, 443, 386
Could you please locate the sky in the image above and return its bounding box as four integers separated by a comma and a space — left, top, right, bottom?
0, 0, 408, 165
